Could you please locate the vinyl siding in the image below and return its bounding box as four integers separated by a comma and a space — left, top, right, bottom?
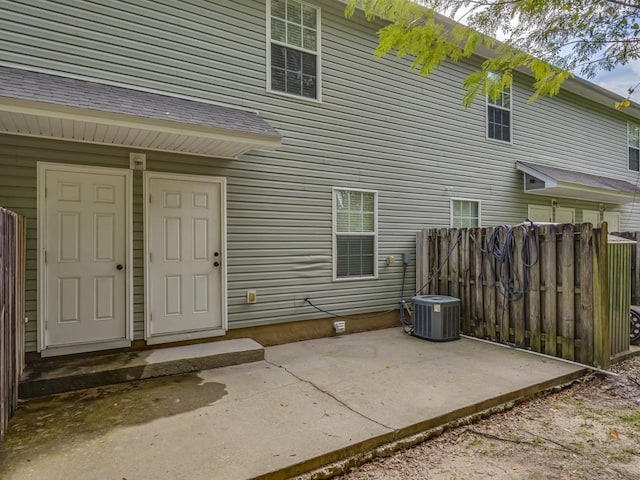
1, 0, 639, 352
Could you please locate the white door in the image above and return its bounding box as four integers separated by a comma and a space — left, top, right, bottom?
528, 205, 552, 222
146, 173, 225, 342
41, 165, 130, 351
603, 212, 620, 233
555, 207, 575, 223
582, 209, 600, 226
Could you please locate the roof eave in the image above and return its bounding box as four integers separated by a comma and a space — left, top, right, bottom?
0, 97, 282, 158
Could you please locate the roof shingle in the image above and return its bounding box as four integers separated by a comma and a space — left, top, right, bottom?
0, 66, 280, 139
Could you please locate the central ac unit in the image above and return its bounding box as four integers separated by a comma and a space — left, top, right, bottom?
411, 295, 461, 341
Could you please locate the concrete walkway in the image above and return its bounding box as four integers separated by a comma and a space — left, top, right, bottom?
0, 328, 585, 480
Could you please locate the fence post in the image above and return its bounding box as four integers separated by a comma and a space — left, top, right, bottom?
593, 224, 610, 369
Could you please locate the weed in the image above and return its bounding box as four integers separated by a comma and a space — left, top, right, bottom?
620, 411, 640, 429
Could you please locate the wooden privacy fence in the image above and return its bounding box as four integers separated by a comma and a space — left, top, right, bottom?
416, 223, 610, 368
0, 207, 26, 444
615, 232, 640, 306
608, 237, 633, 356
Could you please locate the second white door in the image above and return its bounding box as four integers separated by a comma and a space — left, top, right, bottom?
146, 173, 225, 342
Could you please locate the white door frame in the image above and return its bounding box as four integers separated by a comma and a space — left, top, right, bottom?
37, 162, 133, 356
144, 171, 228, 344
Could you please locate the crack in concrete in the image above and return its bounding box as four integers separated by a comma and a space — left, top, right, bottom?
264, 359, 395, 431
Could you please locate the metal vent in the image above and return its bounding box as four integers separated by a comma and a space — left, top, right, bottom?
411, 295, 461, 341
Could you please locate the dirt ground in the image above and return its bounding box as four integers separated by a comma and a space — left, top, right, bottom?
337, 356, 640, 480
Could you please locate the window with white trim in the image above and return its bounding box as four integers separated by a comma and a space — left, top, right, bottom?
333, 188, 377, 279
487, 85, 511, 142
628, 122, 640, 171
451, 199, 480, 227
268, 0, 320, 99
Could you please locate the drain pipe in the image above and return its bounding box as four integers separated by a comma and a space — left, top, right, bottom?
460, 334, 620, 377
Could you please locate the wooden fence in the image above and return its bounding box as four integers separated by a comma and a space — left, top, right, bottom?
0, 207, 26, 443
416, 223, 610, 368
615, 232, 640, 306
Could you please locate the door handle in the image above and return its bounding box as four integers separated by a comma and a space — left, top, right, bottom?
213, 261, 220, 267
116, 264, 124, 270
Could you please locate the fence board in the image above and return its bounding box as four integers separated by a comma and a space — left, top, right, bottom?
512, 227, 526, 347
439, 229, 449, 295
416, 230, 425, 294
449, 229, 460, 300
527, 225, 541, 352
461, 229, 471, 333
471, 229, 484, 337
609, 238, 632, 356
593, 224, 610, 369
428, 229, 438, 295
578, 223, 594, 364
560, 224, 575, 361
483, 227, 497, 341
0, 208, 26, 444
540, 225, 558, 356
497, 228, 510, 343
1, 211, 6, 442
618, 231, 640, 306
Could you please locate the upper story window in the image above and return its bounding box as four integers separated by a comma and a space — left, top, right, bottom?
451, 199, 480, 227
629, 122, 640, 171
487, 85, 511, 142
268, 0, 320, 100
333, 188, 377, 280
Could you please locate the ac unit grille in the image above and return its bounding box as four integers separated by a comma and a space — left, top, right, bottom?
411, 295, 461, 341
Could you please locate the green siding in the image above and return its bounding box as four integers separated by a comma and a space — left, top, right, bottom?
1, 0, 639, 352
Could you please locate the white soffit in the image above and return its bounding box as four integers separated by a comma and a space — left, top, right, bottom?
516, 161, 637, 205
0, 98, 281, 158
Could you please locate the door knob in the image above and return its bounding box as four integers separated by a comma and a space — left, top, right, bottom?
213, 262, 220, 267
116, 264, 124, 270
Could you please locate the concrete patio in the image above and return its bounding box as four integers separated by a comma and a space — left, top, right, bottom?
0, 328, 586, 480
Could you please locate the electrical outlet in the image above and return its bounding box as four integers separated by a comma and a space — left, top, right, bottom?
386, 255, 395, 266
246, 290, 257, 304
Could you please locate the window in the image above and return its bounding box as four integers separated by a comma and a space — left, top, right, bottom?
451, 199, 480, 227
629, 122, 640, 171
487, 84, 511, 142
268, 0, 320, 100
333, 188, 377, 279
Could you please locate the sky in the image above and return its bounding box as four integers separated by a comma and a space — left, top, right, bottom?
594, 62, 640, 101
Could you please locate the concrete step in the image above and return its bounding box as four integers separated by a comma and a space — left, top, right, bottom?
19, 339, 264, 399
